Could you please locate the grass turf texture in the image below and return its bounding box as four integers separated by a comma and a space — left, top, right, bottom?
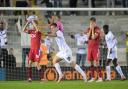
0, 80, 128, 89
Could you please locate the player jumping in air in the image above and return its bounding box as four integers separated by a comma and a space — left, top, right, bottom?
46, 23, 87, 83
103, 25, 126, 81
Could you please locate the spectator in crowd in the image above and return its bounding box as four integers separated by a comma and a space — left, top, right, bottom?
53, 0, 62, 7
0, 0, 10, 7
91, 0, 96, 15
27, 0, 36, 7
71, 31, 88, 67
53, 0, 63, 15
0, 0, 3, 7
6, 48, 16, 69
16, 16, 30, 67
122, 0, 128, 14
56, 15, 64, 33
69, 0, 78, 16
14, 0, 29, 16
0, 19, 8, 68
41, 0, 53, 17
87, 0, 96, 15
106, 0, 115, 15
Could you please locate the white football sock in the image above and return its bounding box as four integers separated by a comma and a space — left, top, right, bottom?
116, 65, 124, 77
106, 66, 111, 80
75, 64, 86, 80
54, 63, 62, 77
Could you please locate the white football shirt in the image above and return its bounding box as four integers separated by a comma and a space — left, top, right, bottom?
105, 31, 117, 49
55, 30, 70, 51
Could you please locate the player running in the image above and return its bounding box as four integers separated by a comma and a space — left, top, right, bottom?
103, 25, 126, 81
46, 23, 87, 83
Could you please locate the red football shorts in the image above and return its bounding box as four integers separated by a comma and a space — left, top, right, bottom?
28, 49, 40, 62
87, 47, 100, 61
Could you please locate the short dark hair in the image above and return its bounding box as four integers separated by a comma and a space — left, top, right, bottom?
90, 17, 96, 22
103, 24, 109, 30
50, 23, 57, 27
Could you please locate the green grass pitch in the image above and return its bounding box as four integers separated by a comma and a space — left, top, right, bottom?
0, 80, 128, 89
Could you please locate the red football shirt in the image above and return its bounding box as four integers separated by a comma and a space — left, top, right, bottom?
28, 29, 41, 50
87, 26, 101, 49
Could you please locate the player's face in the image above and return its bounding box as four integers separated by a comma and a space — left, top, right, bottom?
50, 26, 54, 31
50, 25, 55, 32
103, 29, 109, 35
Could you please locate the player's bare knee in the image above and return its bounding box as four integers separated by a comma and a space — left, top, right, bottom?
53, 58, 57, 65
52, 60, 56, 65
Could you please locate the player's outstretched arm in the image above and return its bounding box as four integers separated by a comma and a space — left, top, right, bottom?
46, 32, 57, 37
